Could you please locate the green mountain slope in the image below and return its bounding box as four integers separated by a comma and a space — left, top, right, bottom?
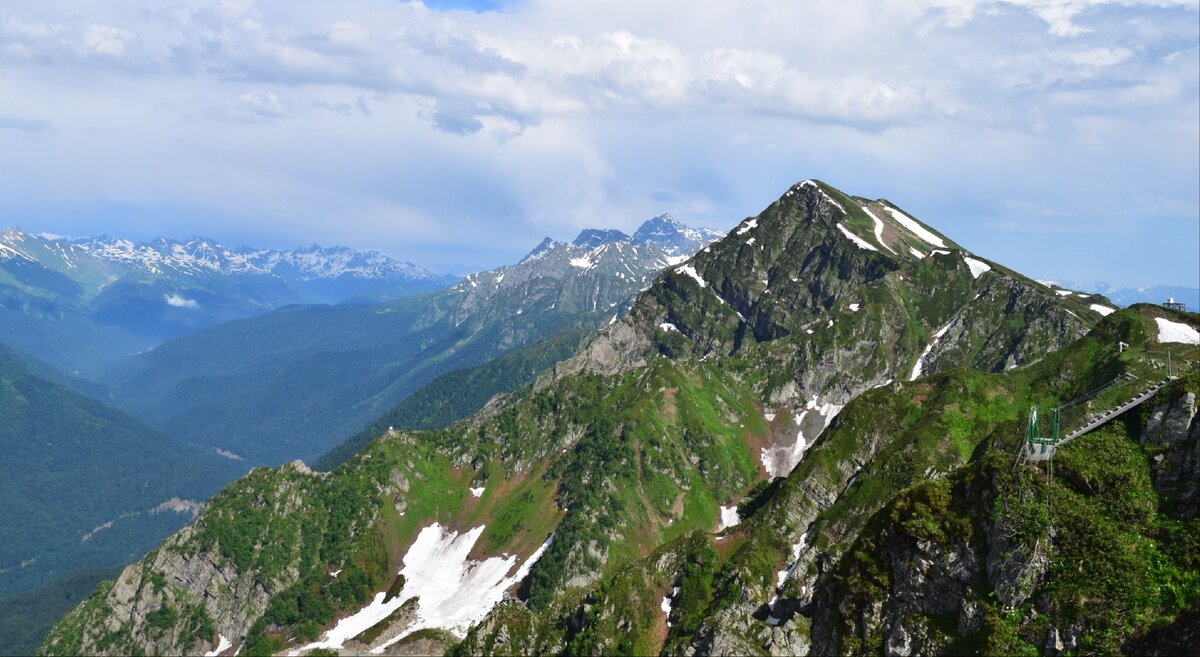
314, 329, 592, 471
0, 351, 239, 599
45, 179, 1179, 657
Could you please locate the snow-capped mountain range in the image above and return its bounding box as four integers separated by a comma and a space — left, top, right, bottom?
520, 213, 722, 265
1037, 278, 1197, 311
0, 227, 459, 373
631, 213, 725, 254
454, 214, 723, 323
0, 215, 721, 377
1, 229, 446, 284
75, 213, 724, 468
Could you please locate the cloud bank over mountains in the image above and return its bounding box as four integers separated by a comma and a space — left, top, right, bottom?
0, 0, 1196, 284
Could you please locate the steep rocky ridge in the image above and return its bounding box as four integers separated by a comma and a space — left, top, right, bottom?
43, 180, 1152, 657
458, 306, 1199, 657
558, 180, 1096, 380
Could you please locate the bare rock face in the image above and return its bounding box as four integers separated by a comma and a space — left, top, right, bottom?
382, 631, 456, 656
1145, 392, 1200, 517
1145, 392, 1197, 445
541, 317, 653, 383
39, 524, 287, 656
41, 470, 316, 657
986, 518, 1050, 611
810, 535, 985, 657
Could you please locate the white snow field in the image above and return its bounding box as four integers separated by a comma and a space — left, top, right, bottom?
861, 205, 897, 254
674, 264, 708, 288
291, 523, 551, 656
204, 634, 231, 657
718, 505, 741, 531
836, 223, 878, 252
1156, 318, 1200, 344
884, 207, 946, 248
962, 255, 991, 279
910, 317, 958, 381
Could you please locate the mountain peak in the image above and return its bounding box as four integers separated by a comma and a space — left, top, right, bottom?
631, 213, 683, 238
519, 236, 561, 263
572, 228, 630, 249
631, 213, 723, 255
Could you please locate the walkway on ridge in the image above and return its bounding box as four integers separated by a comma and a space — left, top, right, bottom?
1024, 379, 1169, 462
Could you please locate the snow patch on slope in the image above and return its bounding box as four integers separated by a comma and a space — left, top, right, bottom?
798, 180, 847, 213
204, 634, 232, 657
718, 506, 741, 531
661, 586, 681, 626
884, 207, 946, 248
861, 205, 896, 254
1089, 303, 1116, 316
836, 223, 878, 252
1156, 318, 1200, 344
674, 264, 708, 288
293, 523, 550, 655
760, 399, 841, 478
962, 255, 991, 279
909, 317, 958, 381
776, 532, 809, 590
736, 218, 758, 235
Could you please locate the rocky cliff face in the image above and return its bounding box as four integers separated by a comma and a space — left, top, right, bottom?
40, 462, 335, 656
43, 180, 1184, 657
1144, 391, 1200, 517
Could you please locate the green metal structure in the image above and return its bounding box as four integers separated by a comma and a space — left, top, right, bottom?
1026, 405, 1060, 458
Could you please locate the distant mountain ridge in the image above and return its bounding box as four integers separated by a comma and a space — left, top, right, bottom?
95, 213, 724, 465
58, 233, 444, 284
527, 214, 724, 263
1037, 278, 1197, 311
0, 228, 459, 373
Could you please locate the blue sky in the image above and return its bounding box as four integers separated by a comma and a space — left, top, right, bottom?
0, 0, 1197, 285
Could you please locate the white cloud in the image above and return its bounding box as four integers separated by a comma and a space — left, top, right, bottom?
0, 0, 1194, 285
82, 24, 131, 56
1060, 46, 1133, 67
164, 293, 200, 309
